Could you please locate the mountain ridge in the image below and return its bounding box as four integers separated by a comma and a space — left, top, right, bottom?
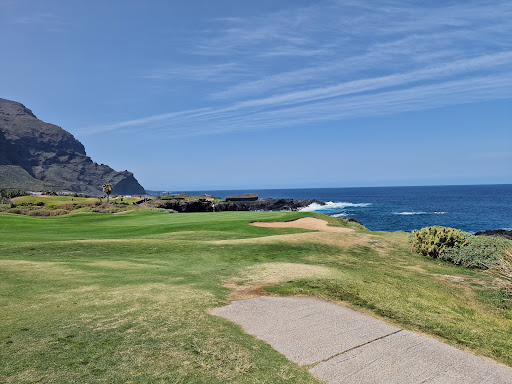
0, 98, 145, 195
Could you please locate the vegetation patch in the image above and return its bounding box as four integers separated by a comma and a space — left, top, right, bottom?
0, 195, 140, 216
443, 235, 511, 269
410, 225, 511, 270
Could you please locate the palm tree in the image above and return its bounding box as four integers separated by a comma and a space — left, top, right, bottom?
102, 183, 113, 203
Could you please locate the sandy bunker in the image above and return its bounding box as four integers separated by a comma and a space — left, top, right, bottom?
249, 217, 354, 232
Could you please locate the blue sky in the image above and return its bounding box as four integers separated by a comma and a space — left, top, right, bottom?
1, 0, 511, 190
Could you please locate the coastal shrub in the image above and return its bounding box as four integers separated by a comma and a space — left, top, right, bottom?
92, 205, 127, 214
49, 209, 69, 216
0, 188, 27, 199
0, 204, 11, 212
443, 236, 511, 269
27, 208, 52, 217
7, 206, 40, 215
491, 248, 512, 295
73, 206, 94, 213
410, 226, 469, 259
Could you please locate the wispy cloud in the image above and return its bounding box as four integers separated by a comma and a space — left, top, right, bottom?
15, 12, 69, 32
89, 1, 512, 138
142, 63, 245, 81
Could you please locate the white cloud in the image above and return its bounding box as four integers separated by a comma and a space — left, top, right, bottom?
91, 1, 512, 138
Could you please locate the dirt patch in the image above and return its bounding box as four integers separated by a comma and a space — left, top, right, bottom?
249, 217, 355, 232
225, 262, 334, 300
440, 274, 465, 282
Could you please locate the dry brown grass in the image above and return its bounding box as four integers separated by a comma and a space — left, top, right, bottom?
492, 248, 512, 295
224, 262, 335, 300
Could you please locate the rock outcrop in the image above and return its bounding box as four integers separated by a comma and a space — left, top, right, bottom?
475, 230, 512, 241
152, 198, 324, 213
0, 98, 145, 195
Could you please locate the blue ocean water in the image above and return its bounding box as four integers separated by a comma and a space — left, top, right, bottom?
156, 185, 512, 233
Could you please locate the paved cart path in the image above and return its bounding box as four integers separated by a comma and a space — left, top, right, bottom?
211, 296, 512, 384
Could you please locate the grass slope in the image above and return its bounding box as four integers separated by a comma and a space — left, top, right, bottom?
0, 211, 510, 383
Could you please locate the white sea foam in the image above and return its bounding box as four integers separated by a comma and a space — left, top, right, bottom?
332, 213, 348, 218
299, 201, 372, 212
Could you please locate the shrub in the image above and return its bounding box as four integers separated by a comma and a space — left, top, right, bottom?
0, 188, 27, 199
93, 206, 125, 214
443, 236, 511, 269
46, 204, 59, 210
410, 226, 469, 259
491, 248, 512, 295
26, 208, 52, 217
7, 206, 39, 215
73, 207, 94, 213
0, 204, 11, 212
49, 209, 69, 216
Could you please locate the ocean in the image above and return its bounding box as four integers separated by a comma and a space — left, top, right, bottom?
154, 184, 512, 233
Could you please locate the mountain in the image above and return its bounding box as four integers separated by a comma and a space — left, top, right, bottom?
0, 98, 145, 195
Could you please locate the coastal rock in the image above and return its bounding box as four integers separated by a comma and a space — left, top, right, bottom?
339, 217, 364, 226
152, 198, 324, 213
0, 98, 145, 195
217, 198, 323, 212
475, 230, 512, 241
155, 199, 213, 213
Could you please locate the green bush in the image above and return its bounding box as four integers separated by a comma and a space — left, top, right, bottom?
93, 206, 125, 214
443, 236, 511, 269
7, 206, 39, 215
0, 204, 11, 211
26, 209, 52, 217
0, 188, 27, 199
410, 226, 469, 259
49, 209, 69, 216
73, 207, 94, 213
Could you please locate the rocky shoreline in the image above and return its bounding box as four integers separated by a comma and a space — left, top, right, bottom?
147, 197, 366, 226
145, 196, 509, 237
475, 230, 512, 241
152, 197, 323, 213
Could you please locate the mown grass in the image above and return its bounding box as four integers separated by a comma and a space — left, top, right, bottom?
0, 210, 510, 383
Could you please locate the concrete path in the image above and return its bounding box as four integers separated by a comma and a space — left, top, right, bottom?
211, 296, 512, 383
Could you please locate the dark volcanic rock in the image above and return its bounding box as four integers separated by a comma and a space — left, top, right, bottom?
155, 199, 213, 213
152, 198, 323, 212
475, 230, 512, 241
339, 217, 364, 226
0, 98, 145, 195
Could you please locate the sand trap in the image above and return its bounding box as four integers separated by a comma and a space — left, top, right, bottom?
249, 217, 354, 232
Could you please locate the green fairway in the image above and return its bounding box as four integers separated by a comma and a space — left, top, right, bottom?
1, 211, 510, 383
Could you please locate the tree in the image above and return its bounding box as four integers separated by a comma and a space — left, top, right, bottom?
102, 183, 113, 203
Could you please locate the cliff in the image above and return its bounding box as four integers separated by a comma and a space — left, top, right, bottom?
0, 98, 145, 195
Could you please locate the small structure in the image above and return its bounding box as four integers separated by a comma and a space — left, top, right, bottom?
225, 193, 259, 202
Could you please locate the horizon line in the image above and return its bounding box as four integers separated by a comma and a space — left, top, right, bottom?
145, 183, 512, 193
